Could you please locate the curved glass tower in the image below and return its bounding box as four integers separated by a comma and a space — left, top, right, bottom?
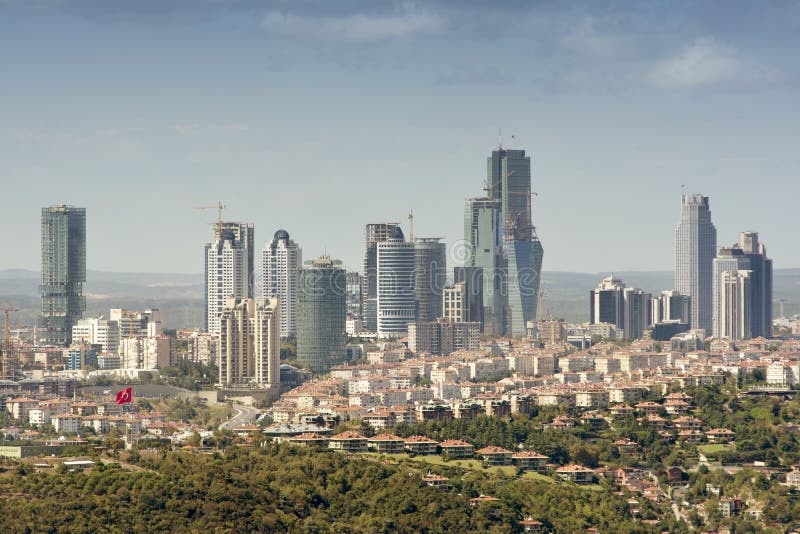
377, 227, 415, 337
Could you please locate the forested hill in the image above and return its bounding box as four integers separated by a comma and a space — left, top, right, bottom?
0, 445, 665, 533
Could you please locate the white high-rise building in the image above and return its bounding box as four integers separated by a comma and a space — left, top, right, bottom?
377, 227, 415, 337
71, 317, 120, 353
218, 297, 280, 388
719, 270, 752, 340
675, 194, 717, 333
205, 223, 253, 335
261, 229, 301, 338
443, 282, 468, 323
712, 247, 750, 338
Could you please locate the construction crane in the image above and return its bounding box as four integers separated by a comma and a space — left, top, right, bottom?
194, 201, 226, 234
408, 209, 414, 241
2, 304, 20, 380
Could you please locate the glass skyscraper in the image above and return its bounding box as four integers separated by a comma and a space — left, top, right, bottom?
675, 194, 717, 333
296, 255, 347, 372
39, 205, 86, 346
413, 237, 446, 322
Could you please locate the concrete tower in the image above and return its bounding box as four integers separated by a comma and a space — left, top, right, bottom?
675, 194, 717, 333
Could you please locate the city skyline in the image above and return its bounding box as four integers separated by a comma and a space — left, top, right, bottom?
2, 1, 799, 274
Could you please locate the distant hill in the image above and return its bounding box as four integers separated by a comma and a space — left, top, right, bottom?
1, 268, 798, 328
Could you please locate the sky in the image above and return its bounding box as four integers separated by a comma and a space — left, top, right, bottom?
1, 0, 798, 274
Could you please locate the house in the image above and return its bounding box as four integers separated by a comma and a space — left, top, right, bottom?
287, 432, 330, 448
579, 412, 606, 427
469, 495, 500, 507
328, 431, 368, 453
635, 401, 662, 415
609, 404, 634, 418
404, 435, 439, 455
641, 415, 668, 430
614, 439, 638, 455
518, 517, 545, 532
556, 464, 595, 484
786, 467, 800, 489
664, 400, 691, 415
677, 430, 704, 444
719, 498, 742, 517
512, 451, 549, 471
672, 416, 703, 430
367, 433, 405, 454
439, 439, 474, 459
421, 474, 450, 490
230, 424, 259, 437
706, 428, 735, 443
477, 446, 513, 466
666, 466, 686, 485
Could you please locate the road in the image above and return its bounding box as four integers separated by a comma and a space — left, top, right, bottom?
218, 403, 261, 431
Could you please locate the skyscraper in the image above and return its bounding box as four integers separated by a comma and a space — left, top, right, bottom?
464, 197, 504, 335
218, 297, 280, 388
261, 229, 302, 338
205, 222, 253, 335
712, 232, 772, 339
413, 237, 447, 322
719, 270, 752, 340
361, 222, 400, 332
39, 205, 86, 346
488, 148, 544, 337
453, 266, 484, 326
296, 255, 347, 372
590, 276, 649, 340
675, 194, 717, 333
377, 227, 416, 337
652, 290, 691, 326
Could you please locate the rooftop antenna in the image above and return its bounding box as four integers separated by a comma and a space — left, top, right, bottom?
498, 128, 503, 150
408, 209, 414, 241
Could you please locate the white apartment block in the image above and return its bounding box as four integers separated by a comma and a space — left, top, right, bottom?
766, 362, 800, 386
261, 230, 301, 338
442, 283, 468, 323
119, 336, 172, 370
218, 297, 280, 388
206, 233, 250, 335
72, 317, 120, 353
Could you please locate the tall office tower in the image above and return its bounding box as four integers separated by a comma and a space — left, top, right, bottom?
443, 283, 468, 323
590, 276, 626, 327
652, 290, 691, 326
218, 297, 280, 387
719, 270, 752, 340
39, 205, 86, 346
205, 223, 252, 335
413, 238, 447, 322
261, 229, 302, 338
622, 287, 650, 341
712, 247, 750, 338
712, 232, 773, 339
737, 232, 772, 338
675, 194, 717, 333
453, 266, 484, 327
488, 148, 544, 337
296, 255, 347, 372
377, 228, 416, 337
345, 271, 362, 319
464, 197, 504, 335
361, 223, 400, 332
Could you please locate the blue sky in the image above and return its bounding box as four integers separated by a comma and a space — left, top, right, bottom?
1, 1, 798, 274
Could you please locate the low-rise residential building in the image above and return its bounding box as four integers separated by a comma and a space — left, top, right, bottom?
439, 439, 474, 459
556, 464, 595, 484
367, 433, 405, 454
477, 446, 513, 466
512, 451, 549, 471
328, 431, 369, 453
404, 435, 439, 455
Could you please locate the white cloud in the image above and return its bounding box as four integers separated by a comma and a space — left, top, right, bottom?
261, 6, 445, 43
648, 37, 771, 89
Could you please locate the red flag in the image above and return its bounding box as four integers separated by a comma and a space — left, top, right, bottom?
115, 387, 133, 405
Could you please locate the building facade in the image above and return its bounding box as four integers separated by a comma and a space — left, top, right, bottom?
377, 228, 416, 337
361, 223, 399, 333
675, 194, 717, 333
413, 238, 447, 322
205, 222, 253, 335
296, 256, 347, 372
464, 197, 504, 335
261, 229, 302, 338
39, 205, 86, 346
218, 297, 280, 387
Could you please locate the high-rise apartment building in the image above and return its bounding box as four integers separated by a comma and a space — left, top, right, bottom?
712, 247, 750, 338
297, 255, 347, 372
443, 282, 468, 323
39, 205, 86, 346
675, 194, 717, 333
261, 229, 302, 338
217, 297, 280, 387
413, 238, 446, 322
205, 222, 253, 335
71, 317, 120, 353
719, 270, 752, 340
361, 223, 400, 332
377, 228, 416, 337
345, 271, 362, 319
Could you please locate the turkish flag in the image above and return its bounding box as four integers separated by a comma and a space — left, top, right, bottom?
115, 387, 133, 405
